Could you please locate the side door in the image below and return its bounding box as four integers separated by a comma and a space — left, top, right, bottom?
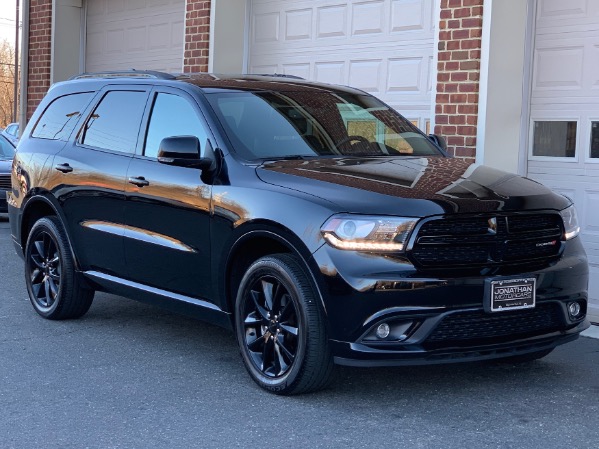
123, 87, 214, 299
53, 86, 150, 275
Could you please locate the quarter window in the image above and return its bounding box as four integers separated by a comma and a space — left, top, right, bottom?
32, 92, 93, 141
144, 93, 209, 158
590, 122, 599, 158
532, 121, 577, 158
82, 91, 147, 154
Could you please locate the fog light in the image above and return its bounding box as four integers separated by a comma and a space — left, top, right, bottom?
568, 302, 581, 318
376, 323, 391, 339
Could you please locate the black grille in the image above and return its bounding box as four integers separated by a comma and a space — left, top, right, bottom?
425, 303, 563, 348
0, 174, 10, 189
411, 213, 563, 268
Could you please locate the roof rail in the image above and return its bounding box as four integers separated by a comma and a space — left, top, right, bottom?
69, 70, 176, 80
248, 73, 305, 80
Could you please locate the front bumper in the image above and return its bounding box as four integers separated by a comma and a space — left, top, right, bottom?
311, 236, 589, 366
332, 317, 587, 367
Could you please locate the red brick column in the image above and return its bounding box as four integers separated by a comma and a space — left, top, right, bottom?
435, 0, 483, 160
27, 0, 52, 120
183, 0, 211, 73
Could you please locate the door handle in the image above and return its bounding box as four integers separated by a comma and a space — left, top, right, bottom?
54, 163, 73, 173
128, 176, 150, 187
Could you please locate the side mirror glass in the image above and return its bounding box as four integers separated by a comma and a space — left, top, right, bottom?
157, 136, 212, 169
428, 134, 448, 151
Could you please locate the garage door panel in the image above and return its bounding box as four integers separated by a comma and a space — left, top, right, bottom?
86, 0, 184, 73
352, 1, 385, 36
391, 0, 427, 32
314, 61, 346, 85
250, 0, 436, 127
286, 9, 312, 40
533, 46, 584, 90
349, 59, 383, 92
538, 0, 588, 20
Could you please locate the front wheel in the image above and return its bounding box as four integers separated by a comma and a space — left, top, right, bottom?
24, 216, 94, 320
234, 254, 334, 395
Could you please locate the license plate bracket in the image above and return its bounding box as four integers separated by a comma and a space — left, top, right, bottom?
484, 277, 536, 313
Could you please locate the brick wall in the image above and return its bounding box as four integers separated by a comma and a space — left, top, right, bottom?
27, 0, 52, 120
183, 0, 211, 73
435, 0, 484, 160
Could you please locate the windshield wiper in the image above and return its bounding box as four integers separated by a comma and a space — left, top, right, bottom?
259, 155, 314, 161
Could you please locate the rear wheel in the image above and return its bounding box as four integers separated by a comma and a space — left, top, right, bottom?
234, 254, 334, 395
24, 216, 94, 320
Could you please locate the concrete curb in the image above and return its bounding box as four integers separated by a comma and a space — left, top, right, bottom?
581, 324, 599, 339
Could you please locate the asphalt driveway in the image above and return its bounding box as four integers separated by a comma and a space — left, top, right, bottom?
1, 217, 598, 449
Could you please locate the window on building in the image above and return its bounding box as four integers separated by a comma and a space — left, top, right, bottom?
590, 122, 599, 159
532, 121, 577, 158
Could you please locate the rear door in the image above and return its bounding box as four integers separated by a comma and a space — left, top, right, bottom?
123, 86, 214, 299
54, 86, 150, 275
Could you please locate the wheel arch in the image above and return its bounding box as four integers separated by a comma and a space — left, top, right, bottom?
222, 221, 328, 323
20, 193, 81, 270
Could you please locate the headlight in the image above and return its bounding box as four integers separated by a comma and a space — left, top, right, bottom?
560, 205, 580, 240
321, 215, 418, 251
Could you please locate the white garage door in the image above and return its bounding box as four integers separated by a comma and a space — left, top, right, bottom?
86, 0, 185, 73
526, 0, 599, 322
248, 0, 437, 132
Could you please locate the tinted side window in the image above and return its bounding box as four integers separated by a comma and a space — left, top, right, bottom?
32, 93, 92, 141
144, 93, 209, 158
82, 91, 147, 154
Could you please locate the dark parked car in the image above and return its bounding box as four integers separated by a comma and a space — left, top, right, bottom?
0, 133, 16, 213
8, 72, 589, 394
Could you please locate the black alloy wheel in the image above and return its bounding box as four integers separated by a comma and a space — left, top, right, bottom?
235, 254, 334, 395
242, 274, 299, 378
25, 216, 94, 320
28, 228, 61, 310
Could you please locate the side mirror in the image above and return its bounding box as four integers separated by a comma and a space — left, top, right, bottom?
157, 136, 212, 169
428, 134, 448, 151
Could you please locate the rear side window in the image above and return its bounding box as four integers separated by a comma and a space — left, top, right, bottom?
32, 92, 93, 141
81, 90, 147, 154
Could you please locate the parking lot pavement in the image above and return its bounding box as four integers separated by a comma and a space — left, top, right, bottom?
583, 325, 599, 338
1, 217, 598, 449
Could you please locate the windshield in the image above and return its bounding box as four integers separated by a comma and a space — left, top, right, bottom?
0, 135, 15, 159
206, 91, 442, 161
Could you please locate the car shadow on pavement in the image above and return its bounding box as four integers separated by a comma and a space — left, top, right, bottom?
73, 291, 597, 402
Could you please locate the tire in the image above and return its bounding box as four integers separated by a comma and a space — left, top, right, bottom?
24, 216, 94, 320
491, 348, 554, 364
234, 253, 334, 395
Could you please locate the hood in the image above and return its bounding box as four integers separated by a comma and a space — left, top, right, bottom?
0, 158, 12, 175
255, 156, 570, 216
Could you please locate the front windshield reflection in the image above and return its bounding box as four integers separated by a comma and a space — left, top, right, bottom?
207, 91, 442, 161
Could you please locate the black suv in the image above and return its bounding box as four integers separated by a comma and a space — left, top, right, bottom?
7, 72, 589, 394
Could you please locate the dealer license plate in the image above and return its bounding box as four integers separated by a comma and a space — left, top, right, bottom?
486, 277, 536, 312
